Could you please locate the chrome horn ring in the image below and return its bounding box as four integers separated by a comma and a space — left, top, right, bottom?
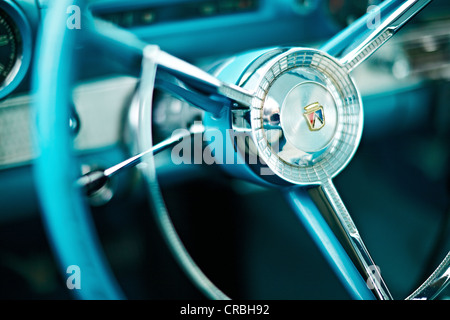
244, 48, 362, 186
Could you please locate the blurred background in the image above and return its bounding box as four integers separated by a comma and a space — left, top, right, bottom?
0, 0, 449, 299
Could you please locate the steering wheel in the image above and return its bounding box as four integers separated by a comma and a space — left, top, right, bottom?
33, 0, 449, 300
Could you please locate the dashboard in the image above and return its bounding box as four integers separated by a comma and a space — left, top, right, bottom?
0, 0, 449, 300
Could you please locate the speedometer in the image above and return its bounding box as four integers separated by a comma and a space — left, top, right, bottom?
0, 8, 22, 89
0, 1, 31, 100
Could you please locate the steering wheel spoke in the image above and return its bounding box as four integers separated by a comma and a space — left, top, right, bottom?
88, 18, 254, 116
147, 46, 254, 115
305, 179, 393, 300
321, 0, 432, 73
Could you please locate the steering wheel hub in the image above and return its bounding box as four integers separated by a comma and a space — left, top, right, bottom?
275, 79, 338, 154
245, 49, 363, 185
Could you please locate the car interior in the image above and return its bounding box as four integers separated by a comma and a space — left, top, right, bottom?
0, 0, 449, 300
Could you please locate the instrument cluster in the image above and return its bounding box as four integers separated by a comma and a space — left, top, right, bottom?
0, 1, 32, 100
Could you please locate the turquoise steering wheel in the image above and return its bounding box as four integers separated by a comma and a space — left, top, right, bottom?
33, 0, 449, 300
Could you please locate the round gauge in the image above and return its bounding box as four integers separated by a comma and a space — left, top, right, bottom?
0, 1, 31, 99
0, 8, 22, 89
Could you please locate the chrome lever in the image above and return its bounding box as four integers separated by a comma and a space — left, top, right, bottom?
77, 124, 204, 195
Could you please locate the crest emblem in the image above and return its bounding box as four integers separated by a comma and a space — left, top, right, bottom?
303, 102, 325, 131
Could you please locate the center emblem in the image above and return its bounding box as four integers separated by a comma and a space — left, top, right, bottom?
303, 102, 325, 131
